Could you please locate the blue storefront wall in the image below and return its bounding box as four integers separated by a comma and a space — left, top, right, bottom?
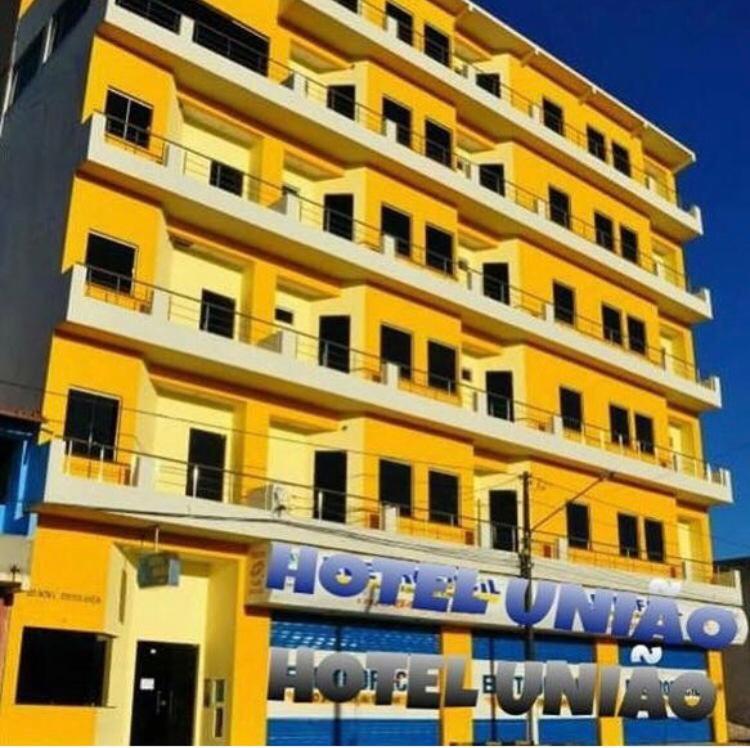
472, 632, 599, 746
267, 612, 441, 746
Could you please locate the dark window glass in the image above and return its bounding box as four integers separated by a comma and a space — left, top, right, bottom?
424, 25, 450, 66
627, 316, 647, 355
11, 32, 44, 106
200, 290, 236, 339
645, 519, 665, 563
542, 99, 564, 134
635, 413, 655, 455
382, 98, 412, 147
566, 503, 590, 550
0, 437, 16, 504
192, 17, 269, 76
327, 85, 356, 120
429, 470, 458, 524
424, 120, 452, 166
425, 226, 453, 274
602, 305, 623, 345
186, 428, 226, 501
51, 0, 91, 51
117, 0, 180, 33
334, 0, 359, 9
379, 459, 412, 516
549, 187, 570, 228
621, 226, 639, 264
553, 282, 575, 325
476, 72, 501, 98
105, 90, 152, 148
16, 628, 108, 706
275, 308, 294, 325
324, 194, 354, 240
479, 164, 505, 196
489, 490, 517, 551
483, 262, 510, 304
609, 405, 630, 447
428, 341, 456, 392
209, 161, 243, 195
381, 205, 411, 256
594, 212, 614, 251
486, 371, 514, 421
318, 315, 351, 373
587, 126, 606, 161
64, 390, 119, 460
385, 2, 413, 45
85, 234, 135, 293
618, 513, 639, 558
559, 388, 583, 432
313, 450, 347, 523
380, 325, 412, 380
612, 143, 631, 177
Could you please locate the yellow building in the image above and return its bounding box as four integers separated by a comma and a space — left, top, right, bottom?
0, 0, 742, 745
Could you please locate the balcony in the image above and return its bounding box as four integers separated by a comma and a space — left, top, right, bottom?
97, 0, 711, 322
77, 112, 720, 412
59, 263, 731, 505
36, 436, 743, 609
276, 0, 702, 239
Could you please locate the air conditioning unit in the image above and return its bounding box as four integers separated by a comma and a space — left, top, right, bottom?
269, 483, 290, 514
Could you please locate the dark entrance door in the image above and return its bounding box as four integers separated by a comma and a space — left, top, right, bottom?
313, 450, 347, 523
130, 641, 198, 746
486, 371, 514, 421
318, 315, 351, 372
489, 490, 517, 551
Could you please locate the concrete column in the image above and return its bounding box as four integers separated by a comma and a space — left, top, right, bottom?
282, 192, 301, 221
381, 234, 397, 257
134, 455, 157, 491
278, 328, 297, 359
165, 143, 185, 175
179, 15, 195, 42
381, 504, 399, 533
478, 519, 493, 549
382, 118, 399, 142
382, 362, 401, 388
473, 391, 487, 415
542, 301, 556, 323
551, 414, 564, 436
150, 288, 171, 322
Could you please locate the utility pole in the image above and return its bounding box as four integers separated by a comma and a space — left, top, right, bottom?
520, 470, 537, 746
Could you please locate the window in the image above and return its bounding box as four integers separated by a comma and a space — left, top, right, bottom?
553, 282, 576, 325
10, 32, 44, 106
548, 187, 571, 228
486, 371, 514, 421
428, 341, 456, 393
479, 164, 505, 196
424, 120, 452, 166
627, 316, 647, 355
587, 126, 606, 161
620, 226, 639, 264
566, 503, 590, 550
64, 390, 119, 460
380, 325, 412, 380
85, 234, 135, 293
429, 470, 458, 524
559, 388, 583, 432
105, 90, 153, 148
324, 194, 354, 240
425, 225, 454, 274
542, 99, 564, 134
192, 16, 269, 76
618, 513, 639, 558
594, 212, 614, 251
16, 627, 108, 706
50, 0, 91, 53
379, 459, 412, 516
645, 519, 665, 562
602, 304, 623, 345
382, 98, 412, 147
318, 316, 351, 373
209, 161, 243, 195
327, 85, 356, 120
0, 437, 16, 504
274, 307, 294, 325
424, 24, 450, 66
334, 0, 359, 10
385, 2, 414, 45
476, 72, 501, 98
612, 143, 631, 177
186, 428, 227, 501
381, 205, 412, 256
609, 404, 630, 447
635, 413, 655, 455
119, 0, 180, 32
483, 262, 510, 304
200, 290, 236, 339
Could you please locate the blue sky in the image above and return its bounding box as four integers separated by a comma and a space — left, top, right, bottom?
473, 0, 750, 559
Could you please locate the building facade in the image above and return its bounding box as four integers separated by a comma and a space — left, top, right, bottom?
0, 0, 742, 744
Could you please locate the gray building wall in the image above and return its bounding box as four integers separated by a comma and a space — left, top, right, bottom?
722, 557, 750, 727
0, 0, 21, 103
